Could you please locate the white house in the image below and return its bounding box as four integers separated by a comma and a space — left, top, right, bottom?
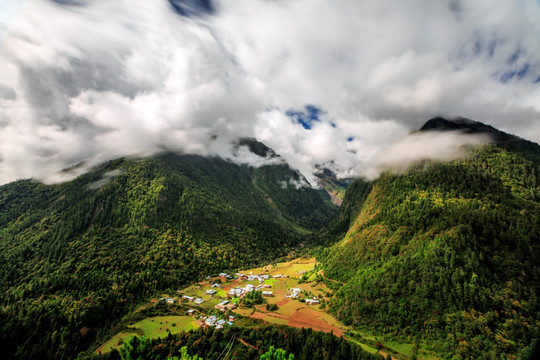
262, 291, 273, 297
229, 288, 244, 297
306, 298, 320, 305
195, 298, 204, 304
206, 289, 218, 295
206, 315, 217, 326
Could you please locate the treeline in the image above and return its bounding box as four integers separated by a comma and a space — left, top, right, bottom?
321, 143, 540, 358
92, 326, 384, 360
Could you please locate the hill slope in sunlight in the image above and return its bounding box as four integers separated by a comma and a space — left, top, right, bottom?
322, 118, 540, 358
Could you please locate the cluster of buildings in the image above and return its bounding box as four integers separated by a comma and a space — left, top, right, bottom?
227, 283, 273, 299
182, 295, 204, 304
286, 288, 302, 299
215, 300, 238, 312
285, 288, 320, 304
203, 314, 236, 329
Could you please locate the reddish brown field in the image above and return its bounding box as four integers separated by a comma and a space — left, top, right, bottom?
275, 298, 291, 307
287, 309, 344, 337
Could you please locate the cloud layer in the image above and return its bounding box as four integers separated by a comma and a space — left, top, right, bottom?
0, 0, 539, 184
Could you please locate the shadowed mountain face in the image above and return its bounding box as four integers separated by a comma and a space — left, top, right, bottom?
0, 143, 336, 360
323, 118, 540, 358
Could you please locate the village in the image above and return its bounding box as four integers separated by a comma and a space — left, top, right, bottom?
98, 258, 345, 355
158, 268, 322, 331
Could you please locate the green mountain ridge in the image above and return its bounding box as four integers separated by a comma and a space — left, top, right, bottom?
0, 146, 337, 359
321, 118, 540, 358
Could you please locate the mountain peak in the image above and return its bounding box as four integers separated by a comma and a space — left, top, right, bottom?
419, 117, 500, 135
419, 117, 540, 165
235, 137, 279, 158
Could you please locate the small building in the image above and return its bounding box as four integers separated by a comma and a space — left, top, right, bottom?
215, 300, 230, 311
219, 272, 228, 277
217, 319, 227, 326
187, 309, 195, 315
228, 315, 236, 322
211, 283, 221, 288
166, 298, 174, 304
227, 321, 233, 326
182, 295, 195, 302
273, 275, 282, 278
260, 275, 270, 279
195, 298, 204, 304
291, 288, 302, 294
206, 289, 218, 295
262, 291, 273, 297
205, 315, 217, 326
306, 298, 320, 305
229, 288, 244, 297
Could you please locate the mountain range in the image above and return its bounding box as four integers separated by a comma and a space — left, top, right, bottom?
0, 118, 539, 359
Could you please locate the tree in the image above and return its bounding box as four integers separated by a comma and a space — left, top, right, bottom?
259, 346, 295, 360
168, 346, 203, 360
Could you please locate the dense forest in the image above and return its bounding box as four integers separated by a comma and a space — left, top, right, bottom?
92, 325, 383, 360
0, 146, 336, 360
321, 118, 540, 358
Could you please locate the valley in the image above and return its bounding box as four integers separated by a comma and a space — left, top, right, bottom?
97, 257, 441, 360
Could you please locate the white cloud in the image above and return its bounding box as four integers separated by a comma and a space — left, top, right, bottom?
365, 130, 491, 179
0, 0, 539, 184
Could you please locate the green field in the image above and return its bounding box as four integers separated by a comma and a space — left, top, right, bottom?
97, 316, 199, 353
97, 332, 138, 354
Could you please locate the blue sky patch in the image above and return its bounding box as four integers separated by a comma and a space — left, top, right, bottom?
500, 63, 530, 83
168, 0, 214, 18
286, 105, 323, 130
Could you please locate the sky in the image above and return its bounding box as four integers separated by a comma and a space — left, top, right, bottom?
0, 0, 540, 185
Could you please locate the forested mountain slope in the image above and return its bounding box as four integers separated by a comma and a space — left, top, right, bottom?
322, 118, 540, 359
0, 145, 337, 360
